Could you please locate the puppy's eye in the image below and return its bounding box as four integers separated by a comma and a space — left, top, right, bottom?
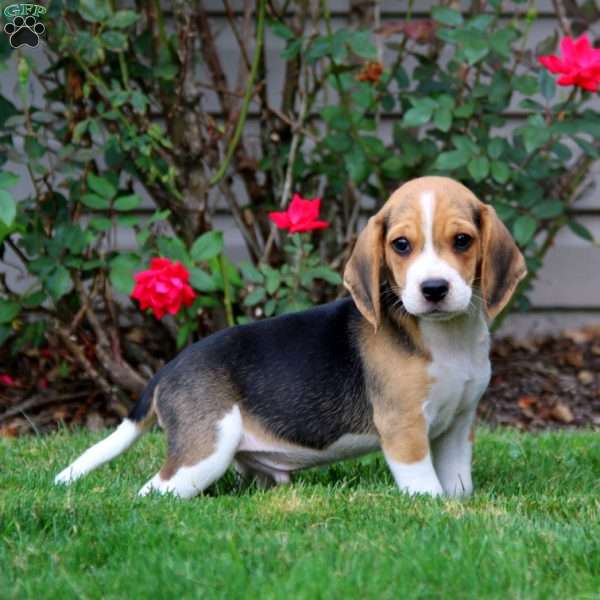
391, 237, 411, 256
454, 233, 473, 252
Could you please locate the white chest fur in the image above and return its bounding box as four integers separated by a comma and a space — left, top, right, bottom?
420, 309, 491, 439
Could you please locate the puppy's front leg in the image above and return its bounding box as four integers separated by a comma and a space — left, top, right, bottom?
431, 409, 476, 498
376, 413, 443, 497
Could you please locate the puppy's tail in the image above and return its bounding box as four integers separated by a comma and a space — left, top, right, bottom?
54, 374, 160, 486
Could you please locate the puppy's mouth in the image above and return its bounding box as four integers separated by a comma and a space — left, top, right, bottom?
420, 309, 463, 322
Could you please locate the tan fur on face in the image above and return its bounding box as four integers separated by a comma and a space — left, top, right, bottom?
383, 178, 482, 297
344, 176, 526, 325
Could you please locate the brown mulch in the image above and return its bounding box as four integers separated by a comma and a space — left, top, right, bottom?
480, 326, 600, 430
1, 326, 600, 437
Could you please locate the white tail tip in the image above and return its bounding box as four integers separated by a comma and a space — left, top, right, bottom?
54, 419, 142, 486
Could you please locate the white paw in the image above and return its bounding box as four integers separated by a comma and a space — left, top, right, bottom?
138, 474, 171, 497
401, 481, 444, 498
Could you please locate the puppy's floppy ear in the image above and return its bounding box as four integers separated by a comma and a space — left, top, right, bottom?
344, 214, 385, 330
479, 203, 527, 320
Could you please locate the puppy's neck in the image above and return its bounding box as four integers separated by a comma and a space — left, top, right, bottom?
417, 296, 490, 356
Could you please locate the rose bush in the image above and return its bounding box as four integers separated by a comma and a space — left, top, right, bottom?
0, 1, 599, 411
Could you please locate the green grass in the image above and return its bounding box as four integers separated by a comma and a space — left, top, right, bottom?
1, 429, 599, 600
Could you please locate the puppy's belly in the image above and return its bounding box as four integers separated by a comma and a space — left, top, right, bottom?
236, 431, 380, 473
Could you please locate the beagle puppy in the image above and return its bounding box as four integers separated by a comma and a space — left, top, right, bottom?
55, 176, 526, 499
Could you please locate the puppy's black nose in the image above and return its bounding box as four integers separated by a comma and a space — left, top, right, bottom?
421, 279, 449, 303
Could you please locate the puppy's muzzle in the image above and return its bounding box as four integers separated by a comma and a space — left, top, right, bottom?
420, 278, 449, 303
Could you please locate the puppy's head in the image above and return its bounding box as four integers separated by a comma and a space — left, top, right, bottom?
344, 176, 526, 329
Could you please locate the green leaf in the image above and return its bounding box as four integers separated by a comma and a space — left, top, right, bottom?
491, 160, 510, 183
573, 137, 599, 159
240, 261, 264, 284
0, 190, 16, 226
21, 290, 45, 308
431, 6, 463, 26
271, 22, 295, 40
490, 28, 516, 59
568, 221, 594, 242
0, 300, 20, 324
454, 103, 475, 118
264, 298, 277, 317
87, 173, 116, 199
519, 126, 550, 154
114, 194, 142, 211
402, 105, 434, 127
348, 31, 378, 59
46, 266, 73, 300
487, 138, 504, 160
118, 215, 140, 227
176, 322, 192, 350
244, 287, 266, 307
532, 201, 564, 219
434, 150, 470, 171
512, 215, 537, 245
324, 133, 352, 152
110, 10, 139, 28
101, 31, 128, 51
381, 156, 404, 179
463, 37, 489, 64
361, 136, 386, 159
24, 136, 45, 160
189, 267, 217, 292
190, 231, 224, 262
322, 106, 350, 131
110, 256, 138, 295
80, 193, 110, 209
78, 0, 109, 22
468, 156, 490, 182
264, 269, 281, 295
73, 119, 89, 142
0, 171, 19, 189
433, 107, 452, 132
304, 266, 343, 285
539, 69, 556, 100
344, 145, 369, 184
157, 237, 189, 263
280, 39, 301, 60
306, 35, 332, 62
514, 74, 538, 96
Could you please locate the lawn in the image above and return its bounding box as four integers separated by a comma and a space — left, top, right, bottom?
1, 428, 599, 600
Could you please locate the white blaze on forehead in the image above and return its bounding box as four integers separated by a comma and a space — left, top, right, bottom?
419, 191, 436, 255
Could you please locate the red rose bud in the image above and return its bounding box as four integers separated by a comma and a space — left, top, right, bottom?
131, 257, 196, 320
539, 34, 600, 92
269, 193, 330, 233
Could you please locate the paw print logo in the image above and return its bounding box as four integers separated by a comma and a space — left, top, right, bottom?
3, 15, 45, 48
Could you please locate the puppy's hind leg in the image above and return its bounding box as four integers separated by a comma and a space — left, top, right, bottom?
138, 405, 243, 499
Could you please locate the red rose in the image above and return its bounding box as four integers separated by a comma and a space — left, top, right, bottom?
538, 34, 600, 92
0, 374, 16, 386
269, 193, 330, 233
131, 257, 196, 319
